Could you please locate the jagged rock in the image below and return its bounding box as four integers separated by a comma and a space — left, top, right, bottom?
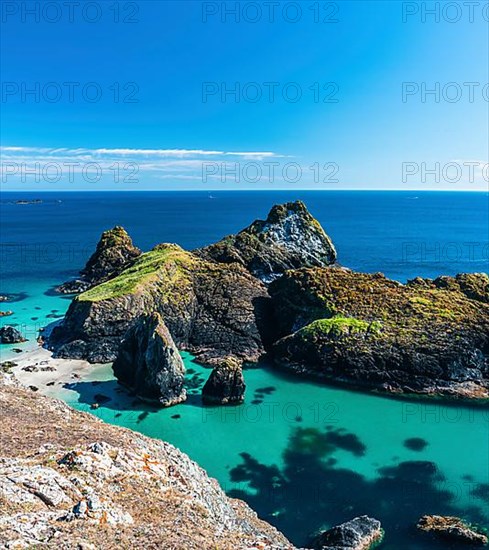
311, 515, 383, 549
202, 357, 246, 404
0, 326, 26, 344
271, 267, 489, 398
417, 515, 488, 545
197, 201, 337, 282
49, 244, 270, 364
56, 226, 141, 294
112, 313, 187, 406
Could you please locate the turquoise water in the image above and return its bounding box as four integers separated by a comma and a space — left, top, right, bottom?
53, 354, 489, 549
1, 191, 488, 548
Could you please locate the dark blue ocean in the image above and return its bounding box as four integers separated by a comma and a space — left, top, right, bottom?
1, 191, 488, 550
1, 191, 488, 290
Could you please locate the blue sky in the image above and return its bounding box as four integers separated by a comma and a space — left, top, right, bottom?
0, 0, 487, 190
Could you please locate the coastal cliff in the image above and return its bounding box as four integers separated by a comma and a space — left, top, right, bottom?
0, 372, 293, 549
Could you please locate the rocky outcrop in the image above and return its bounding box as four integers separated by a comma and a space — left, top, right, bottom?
49, 244, 270, 364
409, 272, 489, 304
197, 201, 337, 282
202, 357, 246, 404
0, 326, 26, 344
417, 515, 488, 545
112, 312, 186, 406
57, 226, 141, 293
0, 373, 294, 549
311, 516, 383, 550
270, 267, 489, 398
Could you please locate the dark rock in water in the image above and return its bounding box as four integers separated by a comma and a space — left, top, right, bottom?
311, 515, 383, 549
202, 357, 246, 404
0, 326, 27, 344
56, 226, 141, 294
197, 201, 337, 283
417, 515, 488, 545
49, 244, 270, 364
270, 267, 489, 398
94, 393, 111, 404
113, 312, 187, 407
28, 385, 39, 392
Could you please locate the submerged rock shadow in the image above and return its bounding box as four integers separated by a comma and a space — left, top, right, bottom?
228, 425, 488, 549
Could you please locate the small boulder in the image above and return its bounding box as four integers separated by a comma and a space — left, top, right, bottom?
417, 515, 488, 545
0, 326, 26, 344
311, 515, 383, 550
202, 357, 246, 404
113, 313, 186, 407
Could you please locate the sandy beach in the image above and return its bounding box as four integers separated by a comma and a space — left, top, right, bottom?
2, 346, 110, 400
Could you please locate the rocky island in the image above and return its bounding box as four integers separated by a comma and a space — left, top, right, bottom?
47, 200, 489, 401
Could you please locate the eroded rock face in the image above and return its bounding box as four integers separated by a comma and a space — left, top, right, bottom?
417, 515, 488, 545
49, 244, 270, 364
311, 515, 383, 550
197, 201, 337, 282
0, 326, 26, 344
57, 226, 141, 294
270, 267, 489, 398
112, 312, 186, 406
202, 357, 246, 404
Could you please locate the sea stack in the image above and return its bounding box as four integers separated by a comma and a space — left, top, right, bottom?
57, 226, 141, 293
112, 313, 186, 407
202, 357, 246, 404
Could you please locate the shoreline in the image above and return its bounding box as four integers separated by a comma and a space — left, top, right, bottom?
2, 346, 109, 401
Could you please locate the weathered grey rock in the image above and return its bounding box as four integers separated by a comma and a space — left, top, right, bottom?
202, 357, 246, 404
311, 516, 383, 550
112, 312, 187, 406
197, 200, 337, 282
417, 515, 488, 545
0, 326, 26, 344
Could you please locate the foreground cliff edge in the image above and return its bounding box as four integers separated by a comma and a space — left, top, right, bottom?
47, 201, 489, 400
0, 372, 293, 549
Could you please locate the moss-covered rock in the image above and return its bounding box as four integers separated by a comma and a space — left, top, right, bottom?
196, 201, 337, 282
49, 244, 270, 364
270, 267, 489, 398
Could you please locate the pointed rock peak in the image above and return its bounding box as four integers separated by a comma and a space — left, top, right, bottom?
113, 312, 186, 407
197, 200, 337, 282
82, 226, 141, 281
